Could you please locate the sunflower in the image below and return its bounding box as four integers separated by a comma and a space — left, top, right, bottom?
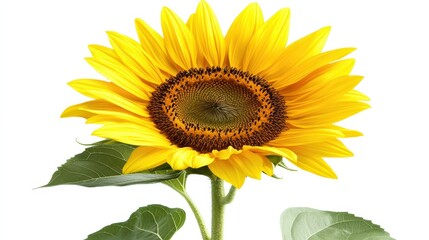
62, 1, 369, 188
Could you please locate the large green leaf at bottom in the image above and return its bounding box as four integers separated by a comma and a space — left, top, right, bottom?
86, 204, 186, 240
281, 207, 395, 240
44, 142, 181, 187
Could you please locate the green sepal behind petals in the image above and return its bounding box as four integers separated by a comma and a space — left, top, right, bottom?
267, 155, 296, 171
266, 155, 296, 178
267, 155, 283, 166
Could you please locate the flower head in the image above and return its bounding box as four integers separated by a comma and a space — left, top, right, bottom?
62, 1, 369, 188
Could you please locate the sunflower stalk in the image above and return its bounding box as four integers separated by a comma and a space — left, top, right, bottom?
211, 177, 236, 240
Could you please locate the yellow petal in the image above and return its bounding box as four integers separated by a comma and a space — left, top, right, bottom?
72, 89, 149, 118
85, 57, 153, 100
343, 90, 370, 101
107, 31, 167, 84
194, 154, 215, 168
123, 146, 175, 173
62, 100, 147, 124
135, 18, 179, 76
88, 44, 119, 60
167, 147, 195, 170
290, 139, 353, 158
230, 151, 264, 180
271, 48, 356, 88
186, 13, 195, 29
305, 58, 356, 84
67, 80, 149, 117
331, 125, 363, 137
86, 114, 150, 126
293, 154, 337, 179
167, 147, 214, 170
243, 145, 297, 162
243, 8, 290, 74
61, 101, 97, 119
262, 26, 330, 79
211, 146, 241, 160
262, 157, 274, 176
161, 7, 197, 69
284, 26, 330, 64
186, 13, 207, 67
286, 75, 364, 115
193, 0, 226, 66
67, 78, 142, 100
74, 100, 141, 116
225, 3, 263, 69
88, 45, 157, 91
283, 59, 356, 99
268, 129, 344, 147
208, 159, 246, 188
93, 123, 170, 147
288, 101, 370, 128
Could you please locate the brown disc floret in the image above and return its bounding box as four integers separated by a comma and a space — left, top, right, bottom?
148, 66, 287, 153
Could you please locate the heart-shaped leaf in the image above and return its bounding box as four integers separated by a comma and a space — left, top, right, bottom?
86, 204, 186, 240
44, 142, 181, 187
281, 207, 395, 240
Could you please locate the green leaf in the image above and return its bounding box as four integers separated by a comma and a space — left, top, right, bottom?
45, 142, 181, 187
281, 207, 395, 240
86, 204, 186, 240
163, 171, 187, 194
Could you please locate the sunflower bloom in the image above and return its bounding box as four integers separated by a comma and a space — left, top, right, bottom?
62, 1, 369, 188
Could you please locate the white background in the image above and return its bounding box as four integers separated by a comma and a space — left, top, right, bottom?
1, 0, 429, 239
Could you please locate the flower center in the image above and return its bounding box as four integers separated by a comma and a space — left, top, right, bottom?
148, 66, 286, 153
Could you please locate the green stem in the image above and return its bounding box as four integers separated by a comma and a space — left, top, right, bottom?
211, 177, 236, 240
167, 173, 237, 240
222, 185, 237, 205
211, 177, 225, 240
179, 191, 210, 240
